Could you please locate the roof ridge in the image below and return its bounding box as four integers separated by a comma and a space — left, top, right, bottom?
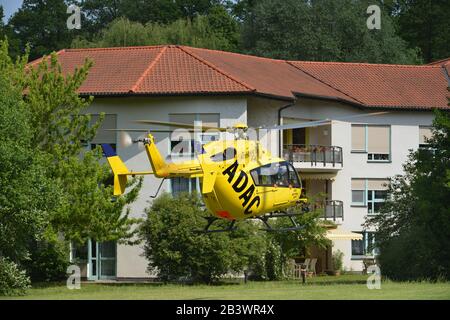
182, 46, 286, 63
27, 49, 66, 67
178, 46, 256, 92
131, 46, 168, 93
286, 61, 366, 106
291, 60, 440, 69
66, 45, 171, 52
428, 57, 450, 65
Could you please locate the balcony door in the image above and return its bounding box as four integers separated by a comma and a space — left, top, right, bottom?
87, 240, 117, 280
292, 128, 306, 145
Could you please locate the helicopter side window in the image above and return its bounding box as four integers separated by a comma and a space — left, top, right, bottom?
210, 148, 236, 162
287, 163, 301, 188
250, 162, 296, 188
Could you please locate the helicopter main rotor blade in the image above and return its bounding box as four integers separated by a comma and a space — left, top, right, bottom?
104, 129, 184, 133
134, 120, 228, 132
265, 111, 389, 131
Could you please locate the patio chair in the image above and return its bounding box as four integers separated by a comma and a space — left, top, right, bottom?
302, 258, 311, 277
362, 258, 376, 274
308, 258, 317, 277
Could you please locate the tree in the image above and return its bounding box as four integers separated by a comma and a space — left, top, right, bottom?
240, 0, 420, 64
141, 192, 329, 282
141, 193, 230, 283
72, 12, 239, 52
365, 109, 450, 281
393, 0, 450, 63
0, 44, 63, 264
0, 38, 142, 284
75, 0, 224, 35
24, 50, 143, 244
8, 0, 80, 59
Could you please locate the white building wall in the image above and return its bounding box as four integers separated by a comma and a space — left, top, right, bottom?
87, 94, 435, 277
87, 96, 247, 278
283, 98, 435, 271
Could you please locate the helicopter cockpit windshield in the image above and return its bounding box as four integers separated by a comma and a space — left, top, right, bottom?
250, 161, 301, 188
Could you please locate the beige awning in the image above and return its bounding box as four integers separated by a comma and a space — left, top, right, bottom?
326, 229, 363, 240
299, 173, 336, 180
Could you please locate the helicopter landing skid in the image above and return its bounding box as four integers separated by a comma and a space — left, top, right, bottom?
257, 212, 305, 232
196, 216, 238, 234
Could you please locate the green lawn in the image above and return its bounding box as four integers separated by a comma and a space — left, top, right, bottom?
3, 275, 450, 300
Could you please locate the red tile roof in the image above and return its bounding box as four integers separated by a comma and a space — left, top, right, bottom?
289, 61, 449, 110
29, 45, 449, 110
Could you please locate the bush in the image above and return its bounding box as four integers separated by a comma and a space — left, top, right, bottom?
0, 257, 31, 296
332, 250, 344, 272
22, 240, 70, 282
141, 193, 266, 283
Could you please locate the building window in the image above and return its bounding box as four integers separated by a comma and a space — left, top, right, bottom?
419, 126, 432, 149
70, 241, 88, 263
86, 114, 117, 151
169, 113, 220, 157
352, 232, 378, 257
351, 179, 366, 205
368, 125, 390, 161
351, 124, 391, 161
351, 124, 366, 152
367, 190, 388, 215
352, 178, 388, 209
171, 177, 198, 196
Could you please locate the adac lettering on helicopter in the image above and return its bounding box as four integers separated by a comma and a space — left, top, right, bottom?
222, 161, 260, 215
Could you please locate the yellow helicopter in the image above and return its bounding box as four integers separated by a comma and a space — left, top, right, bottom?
101, 113, 386, 232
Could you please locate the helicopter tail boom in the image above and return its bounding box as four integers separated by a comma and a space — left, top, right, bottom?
101, 144, 154, 195
101, 144, 130, 195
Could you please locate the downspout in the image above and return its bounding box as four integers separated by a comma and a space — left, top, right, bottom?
278, 100, 297, 157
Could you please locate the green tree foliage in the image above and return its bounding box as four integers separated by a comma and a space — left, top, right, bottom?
8, 0, 80, 59
240, 0, 420, 64
365, 110, 450, 281
77, 0, 222, 28
0, 39, 142, 283
0, 45, 63, 263
72, 7, 239, 51
141, 193, 328, 283
0, 257, 31, 296
24, 49, 143, 244
141, 193, 265, 283
392, 0, 450, 63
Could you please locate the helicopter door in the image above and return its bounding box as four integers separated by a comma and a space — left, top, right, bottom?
250, 161, 301, 212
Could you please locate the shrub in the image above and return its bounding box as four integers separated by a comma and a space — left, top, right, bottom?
141, 193, 229, 283
22, 240, 70, 282
0, 257, 31, 296
332, 250, 344, 272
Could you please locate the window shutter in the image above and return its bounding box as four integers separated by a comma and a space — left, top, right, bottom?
351, 179, 366, 190
90, 114, 117, 144
419, 126, 432, 144
367, 179, 389, 190
351, 125, 366, 151
368, 125, 390, 154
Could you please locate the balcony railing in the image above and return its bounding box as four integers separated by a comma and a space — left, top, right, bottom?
283, 144, 343, 167
305, 200, 344, 221
324, 200, 344, 221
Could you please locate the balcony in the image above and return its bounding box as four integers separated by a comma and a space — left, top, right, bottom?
283, 144, 343, 171
324, 200, 344, 221
306, 200, 344, 222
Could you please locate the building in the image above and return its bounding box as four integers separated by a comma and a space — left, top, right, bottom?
32, 45, 450, 280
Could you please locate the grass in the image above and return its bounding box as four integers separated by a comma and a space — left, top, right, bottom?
2, 275, 450, 300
